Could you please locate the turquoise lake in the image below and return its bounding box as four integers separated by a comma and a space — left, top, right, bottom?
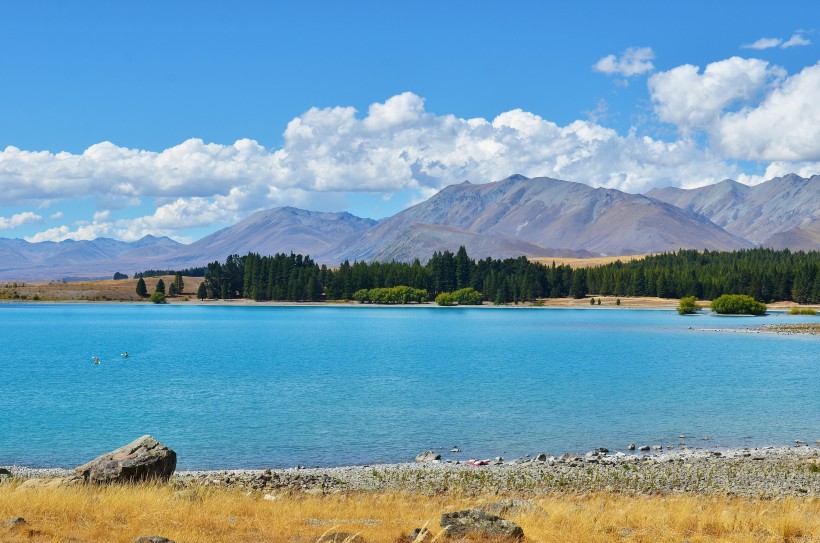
1, 303, 818, 469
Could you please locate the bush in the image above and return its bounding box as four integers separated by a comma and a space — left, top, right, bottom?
354, 286, 428, 304
789, 307, 818, 315
435, 292, 455, 306
710, 294, 766, 315
149, 291, 167, 304
677, 296, 701, 315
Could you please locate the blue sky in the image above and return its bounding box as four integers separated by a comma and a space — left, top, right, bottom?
1, 0, 819, 243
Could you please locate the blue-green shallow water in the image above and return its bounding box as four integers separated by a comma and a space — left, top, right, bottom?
1, 304, 818, 469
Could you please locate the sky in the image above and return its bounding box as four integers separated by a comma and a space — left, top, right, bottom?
1, 0, 819, 244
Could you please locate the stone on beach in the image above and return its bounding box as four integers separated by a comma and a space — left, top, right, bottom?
415, 451, 441, 463
75, 435, 177, 483
134, 537, 176, 543
440, 508, 524, 540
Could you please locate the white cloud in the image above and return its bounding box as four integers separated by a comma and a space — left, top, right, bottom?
7, 73, 820, 244
49, 211, 64, 219
741, 37, 782, 50
593, 47, 655, 78
0, 211, 42, 230
741, 32, 811, 50
648, 57, 785, 131
781, 33, 811, 48
717, 62, 820, 161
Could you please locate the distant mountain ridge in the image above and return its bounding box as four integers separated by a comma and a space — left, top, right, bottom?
2, 173, 819, 281
647, 174, 820, 250
327, 175, 751, 262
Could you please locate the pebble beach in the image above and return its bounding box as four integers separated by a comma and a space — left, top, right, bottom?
5, 444, 819, 498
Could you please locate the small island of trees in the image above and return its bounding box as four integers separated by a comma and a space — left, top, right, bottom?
710, 294, 767, 315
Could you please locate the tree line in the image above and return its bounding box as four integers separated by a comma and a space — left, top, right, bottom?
176, 246, 820, 304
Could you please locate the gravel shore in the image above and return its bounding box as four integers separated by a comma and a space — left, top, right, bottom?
5, 445, 819, 498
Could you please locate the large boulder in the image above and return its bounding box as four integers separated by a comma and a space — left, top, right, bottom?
440, 508, 523, 540
75, 435, 176, 484
415, 451, 441, 462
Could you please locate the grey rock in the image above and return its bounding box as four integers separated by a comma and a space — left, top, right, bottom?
440, 508, 523, 540
404, 527, 432, 543
75, 435, 176, 483
534, 453, 547, 462
5, 517, 27, 527
450, 447, 460, 453
627, 443, 636, 451
653, 445, 663, 451
638, 445, 650, 452
414, 451, 441, 463
134, 537, 176, 543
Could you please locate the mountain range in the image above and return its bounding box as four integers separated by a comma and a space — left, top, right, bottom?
2, 173, 818, 281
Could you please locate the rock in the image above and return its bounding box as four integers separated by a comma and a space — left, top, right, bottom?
638, 445, 650, 452
440, 508, 523, 540
75, 435, 177, 484
316, 532, 364, 543
134, 537, 176, 543
5, 517, 27, 527
402, 527, 432, 543
678, 435, 686, 439
494, 456, 504, 463
450, 447, 460, 453
627, 443, 636, 451
0, 468, 11, 475
598, 447, 609, 454
534, 453, 547, 462
415, 451, 441, 463
477, 499, 548, 519
652, 445, 663, 451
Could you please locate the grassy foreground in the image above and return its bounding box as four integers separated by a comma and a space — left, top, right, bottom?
2, 482, 819, 542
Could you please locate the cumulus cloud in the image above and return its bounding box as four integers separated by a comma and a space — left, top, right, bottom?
593, 47, 655, 77
648, 57, 786, 131
8, 77, 820, 244
717, 62, 820, 161
0, 211, 42, 230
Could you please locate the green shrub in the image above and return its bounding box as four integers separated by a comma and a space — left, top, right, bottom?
149, 291, 167, 304
710, 294, 766, 315
789, 307, 818, 315
677, 296, 701, 315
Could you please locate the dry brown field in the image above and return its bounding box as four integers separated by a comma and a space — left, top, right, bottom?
0, 276, 205, 302
2, 483, 819, 543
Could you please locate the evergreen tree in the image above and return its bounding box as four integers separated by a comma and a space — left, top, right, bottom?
135, 277, 148, 298
173, 272, 185, 295
168, 282, 177, 296
197, 282, 207, 300
155, 278, 166, 295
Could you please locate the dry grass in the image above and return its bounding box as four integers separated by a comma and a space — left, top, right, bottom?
529, 254, 651, 269
0, 276, 204, 302
1, 482, 819, 543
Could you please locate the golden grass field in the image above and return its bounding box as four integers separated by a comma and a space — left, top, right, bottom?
2, 483, 819, 543
0, 276, 205, 302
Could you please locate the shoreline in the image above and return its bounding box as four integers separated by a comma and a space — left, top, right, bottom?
6, 444, 819, 497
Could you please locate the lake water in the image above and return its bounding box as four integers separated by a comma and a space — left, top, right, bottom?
1, 303, 818, 469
